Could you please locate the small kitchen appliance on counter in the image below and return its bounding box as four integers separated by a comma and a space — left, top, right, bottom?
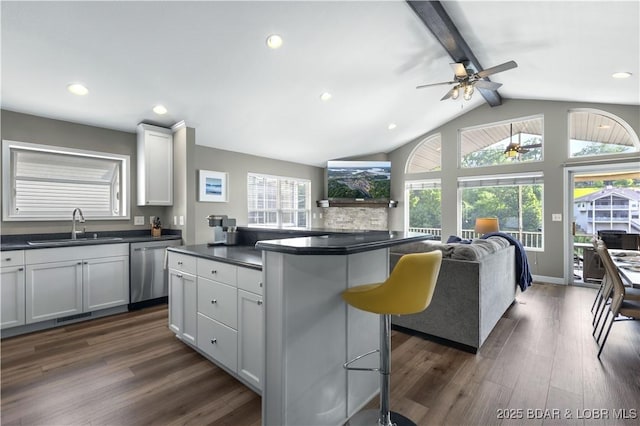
206, 214, 237, 245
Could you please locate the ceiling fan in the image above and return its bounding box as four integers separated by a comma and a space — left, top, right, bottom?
417, 60, 518, 101
504, 123, 542, 158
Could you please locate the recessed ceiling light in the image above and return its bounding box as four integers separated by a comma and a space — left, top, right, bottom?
388, 123, 397, 130
612, 72, 632, 79
153, 104, 168, 115
266, 34, 283, 49
320, 92, 332, 101
67, 83, 88, 96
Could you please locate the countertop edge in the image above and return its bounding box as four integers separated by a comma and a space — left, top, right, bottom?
255, 233, 432, 255
167, 245, 262, 271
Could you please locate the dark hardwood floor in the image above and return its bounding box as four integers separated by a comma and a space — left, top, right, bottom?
1, 283, 639, 425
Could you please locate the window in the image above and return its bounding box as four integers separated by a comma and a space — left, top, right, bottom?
569, 109, 640, 158
405, 134, 441, 173
2, 140, 129, 221
459, 173, 544, 249
405, 180, 442, 240
460, 116, 543, 168
247, 173, 310, 228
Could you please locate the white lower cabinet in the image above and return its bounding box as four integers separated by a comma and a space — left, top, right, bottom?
197, 312, 238, 372
83, 256, 129, 311
168, 251, 264, 392
168, 266, 197, 346
24, 244, 129, 324
1, 251, 26, 329
26, 260, 83, 323
237, 289, 263, 390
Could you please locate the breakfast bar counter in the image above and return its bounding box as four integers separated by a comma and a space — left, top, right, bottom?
256, 232, 431, 426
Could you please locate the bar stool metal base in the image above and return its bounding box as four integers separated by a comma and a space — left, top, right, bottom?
345, 408, 416, 426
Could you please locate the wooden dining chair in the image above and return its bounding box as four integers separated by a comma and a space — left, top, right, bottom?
594, 240, 640, 358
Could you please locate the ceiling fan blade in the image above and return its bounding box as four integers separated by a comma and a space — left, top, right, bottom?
473, 80, 502, 90
475, 60, 518, 78
450, 63, 468, 79
416, 81, 455, 89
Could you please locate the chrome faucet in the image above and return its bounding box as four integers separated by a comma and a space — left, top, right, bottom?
71, 208, 86, 240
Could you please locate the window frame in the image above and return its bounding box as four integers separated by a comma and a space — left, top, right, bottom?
2, 140, 130, 221
404, 179, 442, 240
459, 115, 544, 169
458, 172, 544, 251
247, 172, 311, 228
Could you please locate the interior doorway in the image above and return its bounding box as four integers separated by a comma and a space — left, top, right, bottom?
567, 165, 640, 286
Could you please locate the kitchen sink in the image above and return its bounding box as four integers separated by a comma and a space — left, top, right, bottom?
27, 237, 124, 246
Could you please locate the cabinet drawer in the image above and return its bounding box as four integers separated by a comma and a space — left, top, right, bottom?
197, 313, 237, 372
198, 277, 237, 329
237, 267, 263, 296
197, 258, 236, 286
167, 252, 196, 274
1, 251, 25, 268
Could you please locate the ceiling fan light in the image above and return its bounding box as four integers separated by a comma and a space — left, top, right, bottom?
463, 84, 474, 100
505, 147, 519, 158
451, 87, 459, 100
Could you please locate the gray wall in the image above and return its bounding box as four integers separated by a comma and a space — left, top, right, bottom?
387, 99, 640, 280
1, 110, 324, 244
0, 110, 168, 235
191, 144, 325, 245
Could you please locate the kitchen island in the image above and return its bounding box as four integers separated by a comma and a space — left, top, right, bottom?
256, 231, 431, 426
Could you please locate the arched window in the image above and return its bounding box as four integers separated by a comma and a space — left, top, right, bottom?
569, 109, 639, 158
405, 134, 441, 173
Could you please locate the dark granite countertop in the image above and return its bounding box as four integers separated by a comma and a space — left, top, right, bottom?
168, 244, 262, 270
1, 231, 182, 251
255, 232, 433, 255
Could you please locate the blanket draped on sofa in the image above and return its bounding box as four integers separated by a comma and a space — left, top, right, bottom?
481, 232, 533, 291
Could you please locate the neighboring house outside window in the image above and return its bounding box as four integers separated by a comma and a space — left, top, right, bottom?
574, 187, 640, 234
247, 173, 310, 228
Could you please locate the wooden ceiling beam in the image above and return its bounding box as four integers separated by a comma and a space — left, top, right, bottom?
407, 0, 502, 107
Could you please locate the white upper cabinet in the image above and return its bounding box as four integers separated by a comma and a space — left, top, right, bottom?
137, 123, 173, 206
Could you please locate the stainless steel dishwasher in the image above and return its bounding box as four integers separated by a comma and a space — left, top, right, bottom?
129, 239, 182, 309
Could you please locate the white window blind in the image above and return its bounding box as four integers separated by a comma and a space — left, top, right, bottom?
2, 140, 129, 220
458, 172, 544, 188
247, 173, 310, 228
405, 179, 441, 191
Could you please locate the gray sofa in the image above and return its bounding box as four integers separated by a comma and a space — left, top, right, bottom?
390, 237, 517, 352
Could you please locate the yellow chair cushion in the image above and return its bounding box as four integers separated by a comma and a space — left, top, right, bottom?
341, 250, 442, 315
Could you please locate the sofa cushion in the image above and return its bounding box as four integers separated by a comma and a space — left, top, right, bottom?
391, 236, 510, 261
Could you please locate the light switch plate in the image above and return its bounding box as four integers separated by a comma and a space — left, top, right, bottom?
149, 216, 155, 225
179, 216, 184, 226
552, 213, 562, 221
173, 216, 177, 226
134, 216, 144, 225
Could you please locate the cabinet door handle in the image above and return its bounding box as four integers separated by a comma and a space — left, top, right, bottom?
176, 274, 183, 279
83, 261, 88, 265
257, 300, 263, 306
177, 261, 183, 266
211, 270, 217, 274
4, 258, 11, 261
259, 282, 263, 287
77, 262, 82, 265
211, 299, 217, 304
210, 338, 217, 344
18, 267, 24, 271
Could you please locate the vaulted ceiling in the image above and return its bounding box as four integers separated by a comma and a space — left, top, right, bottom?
2, 1, 638, 167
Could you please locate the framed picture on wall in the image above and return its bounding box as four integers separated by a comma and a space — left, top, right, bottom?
198, 170, 228, 202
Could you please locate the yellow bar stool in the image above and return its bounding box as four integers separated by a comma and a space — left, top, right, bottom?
342, 251, 442, 426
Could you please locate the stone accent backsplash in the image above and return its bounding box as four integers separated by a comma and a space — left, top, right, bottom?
322, 207, 388, 230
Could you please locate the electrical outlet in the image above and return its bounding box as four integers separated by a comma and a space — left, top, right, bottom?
149, 216, 155, 225
173, 216, 177, 225
313, 213, 317, 219
134, 216, 144, 225
319, 213, 323, 219
179, 216, 184, 226
552, 213, 562, 222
